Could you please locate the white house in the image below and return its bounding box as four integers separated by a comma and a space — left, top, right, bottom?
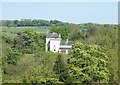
46, 33, 73, 54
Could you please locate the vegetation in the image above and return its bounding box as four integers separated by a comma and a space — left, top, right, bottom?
50, 24, 84, 40
68, 43, 110, 83
2, 26, 49, 33
1, 20, 118, 84
1, 19, 64, 27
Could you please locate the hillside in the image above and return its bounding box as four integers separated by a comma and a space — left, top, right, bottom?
1, 21, 118, 84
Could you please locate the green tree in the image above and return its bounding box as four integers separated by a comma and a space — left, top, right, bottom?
50, 26, 69, 40
22, 51, 59, 83
53, 54, 69, 83
13, 30, 45, 53
68, 42, 110, 84
50, 23, 85, 41
3, 48, 21, 65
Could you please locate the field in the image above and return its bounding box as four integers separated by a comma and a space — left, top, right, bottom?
1, 26, 49, 33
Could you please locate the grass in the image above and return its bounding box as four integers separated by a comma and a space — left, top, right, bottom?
1, 26, 49, 33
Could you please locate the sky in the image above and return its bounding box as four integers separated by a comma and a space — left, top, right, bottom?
1, 0, 119, 2
1, 2, 118, 24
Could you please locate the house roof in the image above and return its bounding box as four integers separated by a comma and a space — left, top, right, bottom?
60, 41, 73, 46
46, 33, 60, 38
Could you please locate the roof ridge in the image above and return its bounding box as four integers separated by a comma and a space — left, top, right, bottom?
46, 33, 59, 38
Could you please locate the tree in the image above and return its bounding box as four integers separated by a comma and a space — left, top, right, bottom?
53, 54, 69, 83
13, 30, 45, 53
68, 42, 110, 84
22, 51, 59, 83
50, 20, 64, 26
50, 23, 85, 41
50, 26, 69, 40
3, 48, 21, 65
2, 34, 12, 44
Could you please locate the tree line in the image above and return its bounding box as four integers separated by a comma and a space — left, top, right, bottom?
1, 19, 65, 27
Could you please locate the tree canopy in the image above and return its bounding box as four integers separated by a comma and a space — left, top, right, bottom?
68, 42, 110, 83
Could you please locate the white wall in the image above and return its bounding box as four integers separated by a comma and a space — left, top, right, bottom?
59, 45, 72, 49
46, 37, 61, 52
59, 45, 72, 54
58, 49, 69, 54
49, 39, 61, 52
46, 37, 72, 54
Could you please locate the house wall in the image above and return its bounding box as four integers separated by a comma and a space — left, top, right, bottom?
59, 49, 69, 54
46, 37, 72, 54
59, 45, 72, 54
46, 38, 50, 51
59, 45, 72, 49
46, 38, 61, 52
49, 39, 61, 52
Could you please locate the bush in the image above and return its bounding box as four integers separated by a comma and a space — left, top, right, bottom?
3, 48, 21, 65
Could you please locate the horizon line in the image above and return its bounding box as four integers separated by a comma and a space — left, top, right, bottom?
0, 19, 118, 25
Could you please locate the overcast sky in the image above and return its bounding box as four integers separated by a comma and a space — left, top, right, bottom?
1, 1, 119, 24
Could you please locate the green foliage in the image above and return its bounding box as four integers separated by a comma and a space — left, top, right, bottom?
50, 20, 64, 26
68, 42, 110, 83
13, 30, 45, 53
22, 66, 59, 84
2, 26, 49, 33
22, 51, 59, 83
1, 22, 118, 84
2, 48, 22, 74
2, 19, 64, 27
2, 35, 12, 44
80, 24, 118, 83
53, 54, 69, 83
50, 24, 85, 41
3, 48, 21, 65
50, 26, 69, 40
